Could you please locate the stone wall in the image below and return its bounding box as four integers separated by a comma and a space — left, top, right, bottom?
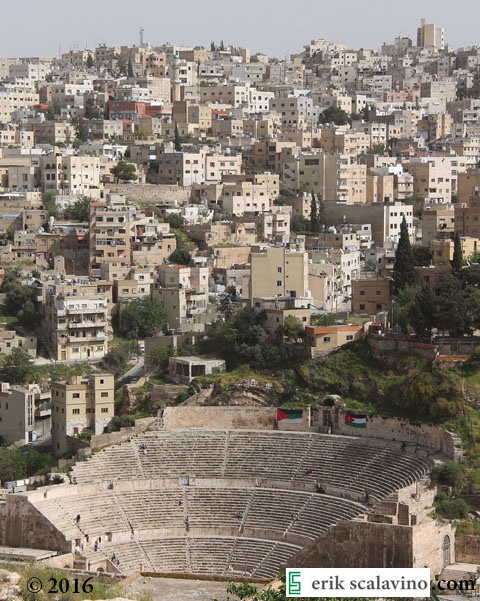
455, 534, 480, 563
290, 520, 413, 568
368, 335, 437, 359
337, 415, 458, 459
412, 520, 455, 577
3, 495, 70, 552
90, 417, 156, 448
106, 184, 190, 204
163, 406, 276, 430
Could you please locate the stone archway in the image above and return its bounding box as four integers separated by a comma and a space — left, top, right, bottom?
442, 535, 451, 567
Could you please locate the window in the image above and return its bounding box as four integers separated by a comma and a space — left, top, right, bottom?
101, 392, 108, 398
73, 393, 80, 398
359, 290, 365, 296
346, 335, 354, 341
101, 408, 109, 413
277, 280, 282, 287
323, 337, 331, 342
72, 409, 80, 414
100, 379, 104, 384
359, 304, 366, 311
277, 267, 282, 273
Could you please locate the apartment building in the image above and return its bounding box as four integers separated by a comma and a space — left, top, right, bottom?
457, 169, 480, 207
282, 152, 366, 204
404, 158, 454, 204
200, 84, 248, 107
43, 282, 110, 361
0, 384, 35, 445
351, 278, 392, 316
246, 247, 308, 302
130, 216, 177, 266
322, 202, 414, 247
89, 195, 132, 276
156, 149, 206, 186
40, 155, 101, 197
0, 85, 39, 123
51, 374, 114, 455
422, 206, 455, 244
431, 237, 478, 263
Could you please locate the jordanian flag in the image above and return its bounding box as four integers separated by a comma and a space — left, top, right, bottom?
344, 412, 367, 428
276, 408, 303, 423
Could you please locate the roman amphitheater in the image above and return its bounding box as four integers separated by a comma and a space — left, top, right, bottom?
0, 406, 462, 583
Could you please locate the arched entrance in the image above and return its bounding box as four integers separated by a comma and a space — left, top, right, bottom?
442, 535, 451, 567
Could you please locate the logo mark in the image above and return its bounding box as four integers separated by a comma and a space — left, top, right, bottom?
288, 571, 302, 596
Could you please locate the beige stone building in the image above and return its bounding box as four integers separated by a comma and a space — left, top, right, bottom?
282, 152, 367, 204
51, 374, 114, 456
431, 237, 479, 263
89, 195, 132, 277
43, 282, 110, 361
351, 278, 392, 316
422, 206, 455, 245
40, 154, 101, 197
0, 331, 36, 357
306, 324, 364, 357
247, 247, 308, 302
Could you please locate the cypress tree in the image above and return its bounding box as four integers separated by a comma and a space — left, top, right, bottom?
451, 232, 463, 274
393, 216, 415, 293
174, 122, 181, 151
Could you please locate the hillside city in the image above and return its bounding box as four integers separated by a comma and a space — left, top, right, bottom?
0, 19, 480, 456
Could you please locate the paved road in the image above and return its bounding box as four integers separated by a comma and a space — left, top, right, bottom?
115, 357, 145, 390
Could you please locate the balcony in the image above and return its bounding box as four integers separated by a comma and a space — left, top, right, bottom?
67, 319, 106, 328
68, 333, 106, 343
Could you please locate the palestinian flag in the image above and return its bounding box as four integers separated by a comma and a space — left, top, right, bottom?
344, 412, 367, 428
276, 408, 303, 423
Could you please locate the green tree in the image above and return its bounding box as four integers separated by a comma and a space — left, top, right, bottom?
451, 231, 463, 274
64, 196, 91, 221
84, 97, 100, 119
319, 105, 350, 126
174, 122, 182, 151
119, 298, 166, 339
72, 116, 89, 142
0, 348, 34, 384
148, 344, 176, 374
127, 58, 134, 78
412, 245, 432, 267
163, 213, 184, 229
86, 53, 94, 69
409, 284, 437, 337
46, 100, 64, 121
309, 191, 319, 233
42, 191, 60, 219
110, 160, 138, 182
101, 344, 131, 376
291, 214, 308, 233
368, 143, 385, 155
2, 270, 39, 331
310, 313, 336, 326
5, 226, 16, 241
393, 217, 415, 293
0, 447, 27, 482
168, 248, 191, 265
279, 315, 305, 344
436, 275, 472, 336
